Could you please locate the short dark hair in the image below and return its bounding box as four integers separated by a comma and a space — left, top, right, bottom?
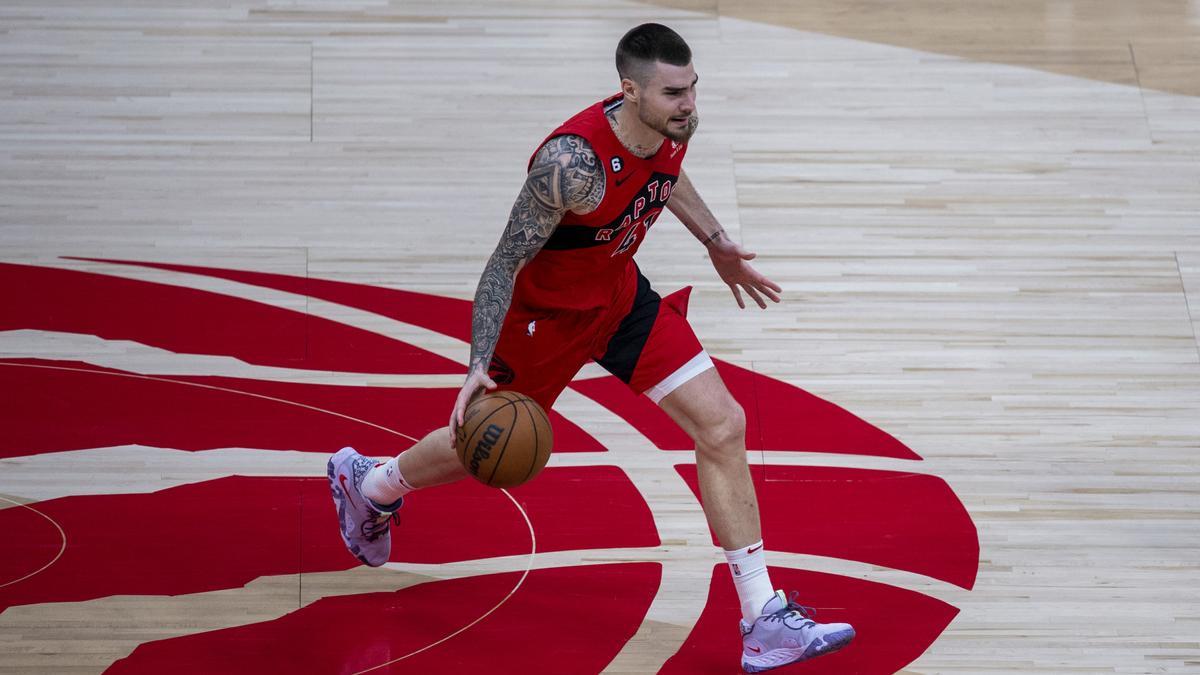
615, 23, 692, 84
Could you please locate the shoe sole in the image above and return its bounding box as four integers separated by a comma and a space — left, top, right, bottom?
741, 627, 855, 673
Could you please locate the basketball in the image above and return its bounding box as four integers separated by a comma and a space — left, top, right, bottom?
455, 391, 554, 488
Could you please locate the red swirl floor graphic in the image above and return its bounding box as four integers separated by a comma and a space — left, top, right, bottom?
0, 259, 978, 673
108, 564, 663, 675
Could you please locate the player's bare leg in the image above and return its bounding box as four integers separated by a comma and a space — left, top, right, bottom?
659, 365, 854, 670
658, 367, 760, 549
350, 429, 468, 510
395, 430, 469, 488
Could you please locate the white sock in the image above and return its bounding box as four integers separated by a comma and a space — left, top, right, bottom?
724, 541, 776, 624
360, 456, 415, 508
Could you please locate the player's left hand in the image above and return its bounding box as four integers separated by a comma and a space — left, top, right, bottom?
709, 240, 782, 309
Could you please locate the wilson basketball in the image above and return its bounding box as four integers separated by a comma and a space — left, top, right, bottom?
455, 390, 553, 488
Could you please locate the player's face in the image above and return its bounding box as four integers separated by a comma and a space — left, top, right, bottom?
636, 61, 699, 143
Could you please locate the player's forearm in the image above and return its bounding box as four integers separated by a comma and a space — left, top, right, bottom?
467, 252, 522, 375
667, 170, 728, 248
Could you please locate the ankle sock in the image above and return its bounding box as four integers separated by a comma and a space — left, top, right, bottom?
724, 541, 776, 624
361, 456, 415, 509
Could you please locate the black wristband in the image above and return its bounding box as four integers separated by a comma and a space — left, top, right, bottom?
700, 229, 726, 246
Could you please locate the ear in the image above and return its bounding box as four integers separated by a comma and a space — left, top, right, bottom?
620, 77, 640, 104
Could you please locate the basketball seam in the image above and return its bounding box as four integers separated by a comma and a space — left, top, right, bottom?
518, 398, 539, 486
485, 401, 519, 486
460, 399, 517, 479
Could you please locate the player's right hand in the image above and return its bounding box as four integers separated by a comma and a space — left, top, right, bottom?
448, 366, 499, 449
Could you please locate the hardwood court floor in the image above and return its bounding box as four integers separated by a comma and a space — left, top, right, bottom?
1, 1, 1198, 673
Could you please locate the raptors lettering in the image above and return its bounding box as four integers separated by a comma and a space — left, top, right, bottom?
597, 175, 674, 256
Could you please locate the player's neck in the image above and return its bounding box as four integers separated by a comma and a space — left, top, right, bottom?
608, 102, 663, 159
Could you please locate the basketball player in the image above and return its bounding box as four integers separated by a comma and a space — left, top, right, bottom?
329, 23, 854, 672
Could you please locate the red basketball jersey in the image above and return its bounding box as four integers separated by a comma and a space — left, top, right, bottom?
512, 93, 688, 312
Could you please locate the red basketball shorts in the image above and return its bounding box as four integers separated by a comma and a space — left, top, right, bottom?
488, 269, 712, 411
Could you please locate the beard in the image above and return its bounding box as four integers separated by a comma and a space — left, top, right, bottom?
641, 107, 699, 144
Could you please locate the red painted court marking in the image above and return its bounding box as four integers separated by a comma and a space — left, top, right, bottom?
676, 464, 979, 590
69, 258, 917, 459
0, 357, 605, 459
1, 260, 979, 670
0, 261, 462, 374
71, 257, 476, 343
0, 496, 66, 590
571, 361, 921, 459
353, 485, 536, 674
2, 467, 656, 611
1, 357, 437, 459
0, 361, 540, 674
3, 357, 449, 458
0, 362, 420, 443
107, 564, 662, 674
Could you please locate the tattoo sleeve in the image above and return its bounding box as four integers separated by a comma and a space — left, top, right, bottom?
468, 134, 605, 374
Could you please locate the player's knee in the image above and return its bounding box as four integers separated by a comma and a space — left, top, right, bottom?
694, 401, 746, 454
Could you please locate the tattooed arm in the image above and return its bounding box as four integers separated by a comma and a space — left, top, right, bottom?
447, 134, 605, 446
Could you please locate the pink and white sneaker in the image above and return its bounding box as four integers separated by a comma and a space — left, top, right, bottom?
740, 590, 855, 672
327, 447, 401, 567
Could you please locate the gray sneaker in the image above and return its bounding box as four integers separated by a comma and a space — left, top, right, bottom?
327, 446, 401, 567
740, 590, 855, 673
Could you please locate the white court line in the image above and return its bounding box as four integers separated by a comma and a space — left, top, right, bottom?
0, 446, 928, 504
386, 547, 967, 604
0, 496, 66, 590
353, 486, 537, 674
548, 447, 929, 475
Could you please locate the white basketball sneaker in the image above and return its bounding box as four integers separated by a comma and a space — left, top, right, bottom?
740, 590, 855, 672
327, 446, 402, 567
